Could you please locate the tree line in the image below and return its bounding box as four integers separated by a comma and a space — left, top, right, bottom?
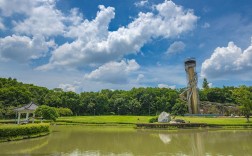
0, 77, 251, 120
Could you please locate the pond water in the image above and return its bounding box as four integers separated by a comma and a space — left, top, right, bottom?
0, 125, 252, 156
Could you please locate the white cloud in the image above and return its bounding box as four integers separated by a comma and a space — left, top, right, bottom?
135, 0, 149, 7
13, 0, 65, 37
0, 0, 63, 36
84, 59, 140, 84
202, 22, 210, 28
0, 35, 54, 62
65, 5, 114, 39
0, 0, 199, 92
203, 7, 210, 14
140, 65, 186, 86
0, 0, 37, 16
158, 84, 176, 89
0, 0, 61, 64
39, 1, 198, 70
0, 23, 4, 30
0, 59, 144, 92
208, 82, 213, 88
66, 8, 83, 26
201, 38, 252, 80
166, 41, 185, 54
0, 60, 84, 91
59, 83, 78, 92
136, 74, 145, 82
0, 18, 5, 30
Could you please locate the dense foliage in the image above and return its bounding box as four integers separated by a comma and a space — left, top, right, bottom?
55, 107, 73, 116
171, 99, 188, 116
0, 77, 251, 119
232, 86, 252, 122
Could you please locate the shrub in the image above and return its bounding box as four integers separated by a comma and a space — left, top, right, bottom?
171, 100, 188, 116
35, 105, 59, 121
149, 116, 158, 123
56, 107, 73, 116
0, 123, 50, 140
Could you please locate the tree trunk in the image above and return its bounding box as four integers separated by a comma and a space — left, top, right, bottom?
246, 115, 250, 123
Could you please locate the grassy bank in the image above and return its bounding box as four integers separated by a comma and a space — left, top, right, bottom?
0, 123, 50, 142
180, 116, 251, 125
55, 115, 252, 126
180, 116, 252, 128
1, 116, 252, 127
56, 116, 152, 124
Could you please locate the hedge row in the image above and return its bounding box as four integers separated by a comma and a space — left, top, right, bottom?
0, 123, 50, 140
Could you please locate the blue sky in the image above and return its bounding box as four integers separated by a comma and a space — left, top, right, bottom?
0, 0, 252, 92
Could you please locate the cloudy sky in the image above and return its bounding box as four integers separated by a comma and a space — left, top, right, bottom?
0, 0, 252, 92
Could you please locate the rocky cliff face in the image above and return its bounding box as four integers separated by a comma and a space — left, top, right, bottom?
199, 101, 239, 115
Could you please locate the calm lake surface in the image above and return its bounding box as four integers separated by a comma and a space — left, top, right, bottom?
0, 125, 252, 156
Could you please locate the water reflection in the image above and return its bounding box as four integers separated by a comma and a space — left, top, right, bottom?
0, 134, 49, 155
0, 126, 252, 156
158, 130, 206, 155
156, 129, 252, 156
190, 132, 204, 156
158, 133, 171, 144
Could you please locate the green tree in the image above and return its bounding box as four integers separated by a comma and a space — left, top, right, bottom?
35, 105, 59, 121
206, 88, 226, 103
80, 92, 95, 115
44, 91, 62, 107
232, 86, 252, 122
202, 78, 209, 89
0, 87, 31, 107
61, 91, 80, 115
95, 93, 109, 115
199, 89, 208, 101
171, 99, 188, 116
156, 96, 171, 114
28, 86, 49, 105
128, 98, 141, 115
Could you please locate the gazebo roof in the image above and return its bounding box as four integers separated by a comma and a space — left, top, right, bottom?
14, 102, 38, 112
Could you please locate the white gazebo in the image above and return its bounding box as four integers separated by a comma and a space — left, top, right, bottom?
14, 102, 38, 124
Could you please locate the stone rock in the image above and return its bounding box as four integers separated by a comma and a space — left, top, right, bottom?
158, 111, 171, 123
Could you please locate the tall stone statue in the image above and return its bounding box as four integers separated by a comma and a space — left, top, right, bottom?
180, 58, 200, 114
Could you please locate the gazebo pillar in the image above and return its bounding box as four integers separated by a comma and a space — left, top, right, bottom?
17, 112, 21, 124
32, 113, 35, 123
26, 112, 29, 122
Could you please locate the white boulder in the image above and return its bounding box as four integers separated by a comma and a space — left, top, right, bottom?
158, 111, 171, 123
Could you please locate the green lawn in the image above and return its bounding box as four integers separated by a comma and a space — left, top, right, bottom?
180, 116, 250, 125
1, 116, 251, 126
56, 115, 251, 125
57, 116, 152, 124
0, 119, 15, 124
